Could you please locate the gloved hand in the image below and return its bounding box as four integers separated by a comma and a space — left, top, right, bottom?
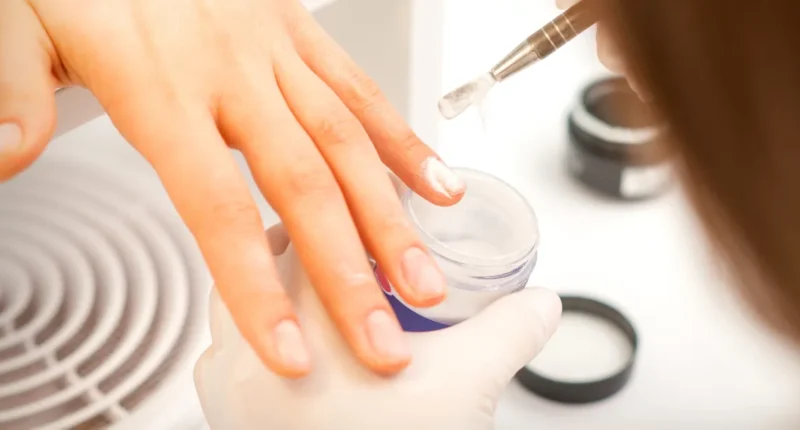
194, 223, 562, 430
556, 0, 649, 99
0, 0, 464, 378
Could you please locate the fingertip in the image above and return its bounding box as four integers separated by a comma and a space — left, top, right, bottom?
596, 25, 626, 73
432, 188, 466, 207
0, 121, 22, 149
393, 246, 448, 307
627, 77, 654, 103
0, 96, 57, 181
517, 287, 562, 338
397, 156, 467, 208
0, 5, 58, 182
267, 359, 313, 380
406, 292, 447, 309
372, 357, 412, 377
384, 262, 447, 309
245, 315, 314, 379
223, 283, 313, 378
419, 156, 466, 201
274, 319, 313, 364
360, 308, 413, 374
392, 287, 446, 309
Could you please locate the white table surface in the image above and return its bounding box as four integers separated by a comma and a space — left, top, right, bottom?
435, 1, 800, 429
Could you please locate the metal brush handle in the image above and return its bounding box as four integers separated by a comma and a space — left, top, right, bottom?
490, 0, 599, 81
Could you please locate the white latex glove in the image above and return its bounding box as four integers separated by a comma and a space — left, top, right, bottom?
194, 223, 562, 430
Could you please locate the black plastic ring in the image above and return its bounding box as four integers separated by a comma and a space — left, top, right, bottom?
566, 77, 674, 200
514, 295, 638, 404
569, 76, 664, 164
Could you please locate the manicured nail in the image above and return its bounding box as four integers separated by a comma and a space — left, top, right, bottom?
421, 157, 466, 198
0, 123, 22, 153
365, 309, 411, 361
273, 320, 311, 369
401, 247, 446, 299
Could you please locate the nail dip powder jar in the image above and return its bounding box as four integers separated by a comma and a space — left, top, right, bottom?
567, 76, 673, 200
373, 168, 539, 332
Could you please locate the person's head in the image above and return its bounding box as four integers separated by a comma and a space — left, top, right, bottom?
599, 0, 800, 338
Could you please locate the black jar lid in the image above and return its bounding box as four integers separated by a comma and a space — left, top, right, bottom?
568, 76, 668, 166
514, 295, 639, 404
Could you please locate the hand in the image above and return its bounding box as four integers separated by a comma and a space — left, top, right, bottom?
0, 0, 465, 377
195, 225, 563, 430
556, 0, 649, 99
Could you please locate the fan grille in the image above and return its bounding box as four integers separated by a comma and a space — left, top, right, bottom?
0, 158, 210, 429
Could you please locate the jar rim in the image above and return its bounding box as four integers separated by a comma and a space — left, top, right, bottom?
403, 167, 539, 269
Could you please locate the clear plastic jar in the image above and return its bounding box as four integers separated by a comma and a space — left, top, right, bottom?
374, 168, 539, 332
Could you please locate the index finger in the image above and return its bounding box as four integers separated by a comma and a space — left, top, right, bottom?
285, 6, 466, 207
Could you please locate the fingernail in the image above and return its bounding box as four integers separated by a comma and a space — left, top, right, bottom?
401, 247, 446, 299
0, 123, 22, 153
421, 157, 466, 198
528, 289, 563, 339
274, 320, 311, 369
365, 309, 411, 361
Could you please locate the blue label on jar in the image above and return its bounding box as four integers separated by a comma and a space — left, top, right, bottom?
372, 264, 449, 332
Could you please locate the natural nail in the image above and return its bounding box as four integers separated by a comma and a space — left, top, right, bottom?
0, 123, 22, 153
401, 247, 446, 299
365, 309, 411, 362
274, 320, 311, 369
421, 157, 466, 198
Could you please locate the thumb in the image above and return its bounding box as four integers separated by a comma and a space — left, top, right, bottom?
0, 1, 58, 181
442, 287, 562, 389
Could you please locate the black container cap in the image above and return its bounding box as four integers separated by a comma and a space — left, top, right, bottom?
568, 76, 669, 166
514, 295, 638, 404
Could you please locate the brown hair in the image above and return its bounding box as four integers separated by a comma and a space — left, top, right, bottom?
600, 1, 800, 338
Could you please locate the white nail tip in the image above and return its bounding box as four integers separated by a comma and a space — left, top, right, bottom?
421, 157, 466, 198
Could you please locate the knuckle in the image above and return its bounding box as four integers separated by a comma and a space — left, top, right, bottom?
373, 212, 413, 240
342, 272, 380, 294
283, 161, 340, 200
204, 194, 260, 231
396, 132, 425, 153
334, 267, 379, 293
314, 114, 362, 148
347, 72, 384, 112
329, 274, 384, 309
314, 270, 382, 313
